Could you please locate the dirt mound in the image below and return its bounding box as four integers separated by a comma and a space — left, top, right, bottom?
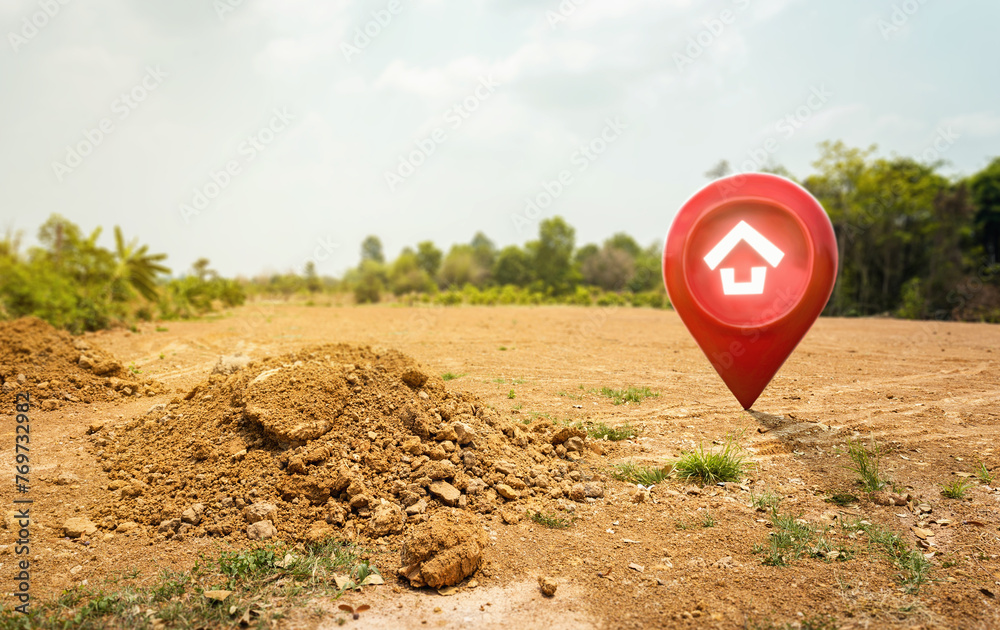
0, 317, 165, 409
92, 343, 596, 548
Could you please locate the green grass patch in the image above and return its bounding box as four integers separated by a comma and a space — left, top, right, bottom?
529, 511, 576, 529
749, 488, 783, 511
825, 492, 858, 507
977, 462, 995, 485
671, 438, 749, 485
592, 386, 659, 405
610, 461, 669, 486
582, 421, 637, 441
441, 372, 466, 381
841, 518, 931, 593
845, 438, 888, 492
0, 538, 375, 629
941, 479, 975, 499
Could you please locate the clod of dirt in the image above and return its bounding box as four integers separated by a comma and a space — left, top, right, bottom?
538, 576, 558, 597
0, 317, 165, 407
63, 517, 98, 539
93, 343, 596, 548
212, 353, 252, 375
398, 509, 487, 588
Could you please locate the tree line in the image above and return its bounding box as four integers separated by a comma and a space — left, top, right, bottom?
1, 141, 998, 333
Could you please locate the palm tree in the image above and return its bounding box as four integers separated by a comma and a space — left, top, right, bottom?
112, 226, 170, 301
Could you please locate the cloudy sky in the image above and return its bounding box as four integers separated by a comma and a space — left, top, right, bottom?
1, 0, 997, 277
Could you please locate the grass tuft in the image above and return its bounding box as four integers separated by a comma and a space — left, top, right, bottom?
592, 386, 659, 405
749, 488, 783, 511
845, 438, 888, 492
672, 438, 748, 485
610, 461, 669, 486
529, 511, 576, 529
940, 479, 975, 499
583, 422, 637, 441
976, 462, 995, 485
441, 372, 466, 381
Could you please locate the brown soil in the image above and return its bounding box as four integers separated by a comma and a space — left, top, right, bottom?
2, 305, 1000, 629
92, 342, 587, 562
0, 317, 165, 410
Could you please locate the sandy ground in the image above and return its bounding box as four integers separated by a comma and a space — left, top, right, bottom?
3, 303, 1000, 629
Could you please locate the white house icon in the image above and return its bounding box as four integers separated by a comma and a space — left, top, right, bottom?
703, 220, 785, 296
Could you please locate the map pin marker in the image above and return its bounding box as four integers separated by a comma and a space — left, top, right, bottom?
663, 173, 838, 410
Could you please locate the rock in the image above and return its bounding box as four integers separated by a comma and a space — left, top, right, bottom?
92, 360, 121, 376
55, 471, 80, 486
120, 480, 146, 498
712, 556, 740, 569
401, 369, 429, 388
429, 481, 461, 507
435, 426, 458, 443
494, 460, 517, 476
538, 576, 558, 597
86, 421, 105, 435
349, 494, 371, 511
406, 499, 428, 516
212, 353, 252, 375
115, 521, 138, 533
247, 520, 278, 540
286, 455, 307, 475
452, 422, 476, 446
568, 483, 586, 502
158, 518, 181, 534
325, 503, 347, 527
500, 508, 521, 524
63, 517, 98, 538
370, 501, 405, 537
872, 491, 907, 506
401, 436, 423, 455
564, 436, 584, 452
244, 502, 277, 524
550, 426, 585, 445
305, 521, 335, 544
583, 483, 604, 498
631, 488, 650, 503
182, 504, 205, 526
496, 484, 520, 501
398, 509, 487, 588
685, 485, 702, 496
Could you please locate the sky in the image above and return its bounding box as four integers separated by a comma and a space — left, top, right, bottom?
1, 0, 998, 278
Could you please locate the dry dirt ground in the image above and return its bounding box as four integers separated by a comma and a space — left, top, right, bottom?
3, 303, 1000, 629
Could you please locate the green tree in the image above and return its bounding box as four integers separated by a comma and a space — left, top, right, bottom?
112, 226, 170, 301
354, 260, 385, 304
529, 216, 578, 294
304, 261, 322, 293
438, 244, 486, 288
361, 235, 385, 264
970, 157, 1000, 265
604, 233, 641, 259
582, 245, 634, 291
389, 248, 435, 295
470, 232, 497, 278
416, 240, 443, 277
493, 245, 534, 286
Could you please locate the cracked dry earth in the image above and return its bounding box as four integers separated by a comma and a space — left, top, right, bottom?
2, 303, 1000, 629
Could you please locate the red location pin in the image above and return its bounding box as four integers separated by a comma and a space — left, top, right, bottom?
663, 173, 838, 410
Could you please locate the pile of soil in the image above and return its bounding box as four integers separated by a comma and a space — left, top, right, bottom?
92, 343, 600, 546
0, 317, 165, 409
